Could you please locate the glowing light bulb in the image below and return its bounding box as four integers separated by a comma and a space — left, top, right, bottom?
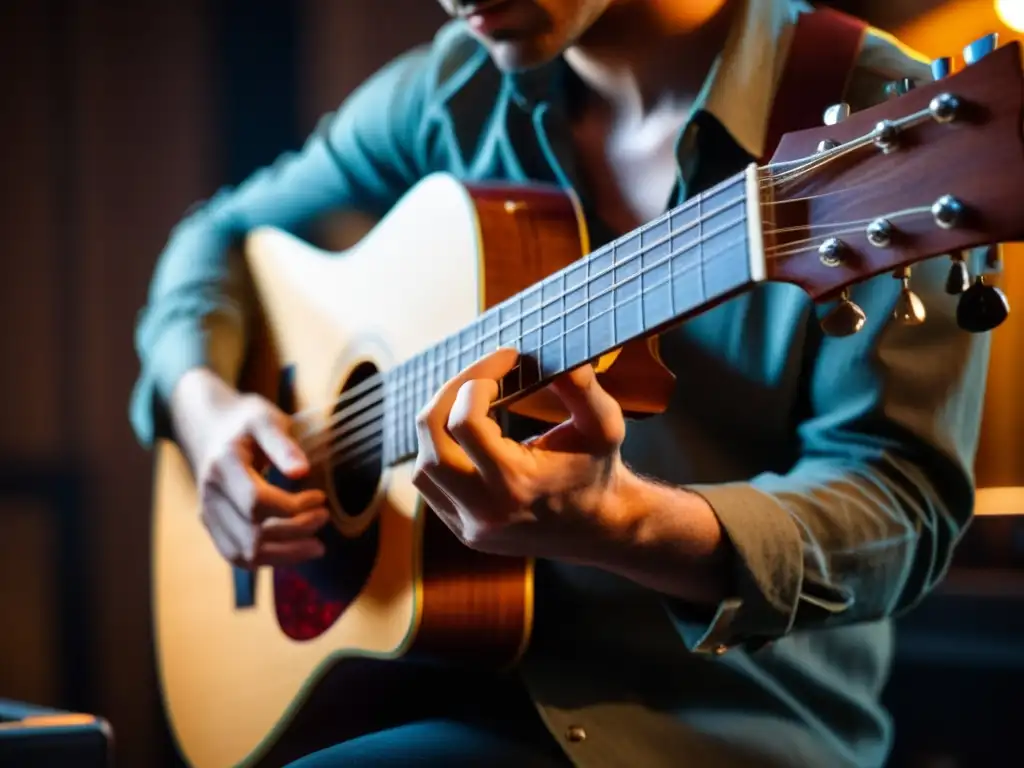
996, 0, 1024, 32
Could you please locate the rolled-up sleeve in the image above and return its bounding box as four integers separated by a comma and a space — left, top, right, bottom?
129, 45, 434, 446
673, 252, 992, 653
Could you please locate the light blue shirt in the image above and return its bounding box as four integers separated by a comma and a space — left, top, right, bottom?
130, 3, 990, 765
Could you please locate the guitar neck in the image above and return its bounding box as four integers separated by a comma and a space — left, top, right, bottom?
382, 163, 764, 466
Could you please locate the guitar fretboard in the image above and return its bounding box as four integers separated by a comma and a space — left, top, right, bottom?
381, 166, 762, 466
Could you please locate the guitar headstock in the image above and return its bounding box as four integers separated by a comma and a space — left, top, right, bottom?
762, 34, 1024, 335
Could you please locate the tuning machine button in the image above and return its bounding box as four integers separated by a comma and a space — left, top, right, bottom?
929, 93, 961, 124
945, 253, 971, 295
983, 242, 1004, 273
930, 57, 953, 80
867, 218, 893, 248
872, 120, 899, 153
956, 244, 1010, 332
893, 268, 926, 325
964, 33, 998, 65
821, 290, 866, 337
884, 77, 916, 99
823, 102, 850, 126
818, 237, 847, 267
816, 103, 848, 151
931, 195, 965, 229
957, 276, 1010, 332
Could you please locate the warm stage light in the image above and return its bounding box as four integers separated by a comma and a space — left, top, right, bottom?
996, 0, 1024, 32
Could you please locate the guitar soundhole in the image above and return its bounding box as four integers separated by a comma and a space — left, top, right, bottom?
271, 363, 382, 642
327, 361, 383, 519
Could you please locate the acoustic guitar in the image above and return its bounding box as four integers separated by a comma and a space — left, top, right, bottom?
152, 36, 1023, 768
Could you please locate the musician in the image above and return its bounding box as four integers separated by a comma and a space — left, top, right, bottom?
130, 0, 990, 766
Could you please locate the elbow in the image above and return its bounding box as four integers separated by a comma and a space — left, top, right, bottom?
881, 451, 975, 617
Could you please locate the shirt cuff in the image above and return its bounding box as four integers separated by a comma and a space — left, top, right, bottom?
666, 482, 804, 655
129, 315, 244, 447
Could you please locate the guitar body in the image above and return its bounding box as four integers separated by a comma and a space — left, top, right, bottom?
152, 173, 674, 768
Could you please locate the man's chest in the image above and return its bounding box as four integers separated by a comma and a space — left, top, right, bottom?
568, 102, 689, 237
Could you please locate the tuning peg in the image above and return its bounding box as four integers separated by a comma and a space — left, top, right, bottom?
930, 57, 953, 80
956, 275, 1010, 332
964, 33, 998, 65
823, 103, 850, 126
884, 78, 916, 99
945, 253, 971, 295
821, 290, 866, 337
893, 268, 926, 325
982, 243, 1004, 273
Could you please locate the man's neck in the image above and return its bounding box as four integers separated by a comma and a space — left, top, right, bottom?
564, 0, 737, 122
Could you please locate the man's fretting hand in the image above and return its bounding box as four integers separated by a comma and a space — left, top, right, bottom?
412, 348, 634, 562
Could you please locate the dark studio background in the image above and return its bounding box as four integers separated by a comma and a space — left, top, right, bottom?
1, 1, 1022, 766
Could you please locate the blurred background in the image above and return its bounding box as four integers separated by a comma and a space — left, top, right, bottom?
1, 0, 1022, 766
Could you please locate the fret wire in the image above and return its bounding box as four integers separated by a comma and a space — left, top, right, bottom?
415, 173, 748, 384
698, 190, 705, 303
396, 207, 748, 405
389, 375, 397, 464
384, 172, 753, 450
459, 171, 745, 350
560, 266, 566, 373
537, 172, 744, 312
411, 354, 419, 430
611, 237, 619, 350
585, 242, 592, 362
517, 293, 524, 393
382, 375, 389, 464
638, 222, 645, 335
395, 364, 402, 458
426, 342, 433, 410
378, 219, 753, 462
395, 372, 401, 462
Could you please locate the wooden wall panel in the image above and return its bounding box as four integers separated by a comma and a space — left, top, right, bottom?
68, 1, 218, 766
894, 8, 1024, 499
0, 2, 63, 458
976, 249, 1024, 492
298, 0, 446, 130
0, 500, 60, 706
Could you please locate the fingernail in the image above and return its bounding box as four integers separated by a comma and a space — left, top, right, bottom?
283, 455, 309, 477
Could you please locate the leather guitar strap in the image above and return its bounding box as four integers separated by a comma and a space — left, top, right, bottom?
760, 6, 870, 164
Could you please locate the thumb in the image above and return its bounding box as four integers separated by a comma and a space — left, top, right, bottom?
251, 407, 309, 479
547, 364, 625, 451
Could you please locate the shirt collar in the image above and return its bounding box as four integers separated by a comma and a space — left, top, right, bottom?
698, 0, 804, 159
506, 0, 805, 159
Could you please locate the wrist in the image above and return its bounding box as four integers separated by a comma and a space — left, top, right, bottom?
587, 463, 732, 605
169, 367, 241, 467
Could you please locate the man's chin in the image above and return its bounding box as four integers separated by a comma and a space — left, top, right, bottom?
484, 38, 561, 73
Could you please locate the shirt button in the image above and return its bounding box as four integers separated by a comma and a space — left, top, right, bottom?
565, 725, 587, 743
713, 644, 728, 656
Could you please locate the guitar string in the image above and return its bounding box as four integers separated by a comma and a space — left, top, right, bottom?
289, 152, 840, 433
292, 102, 945, 433
295, 169, 912, 440
288, 176, 752, 428
761, 102, 941, 185
301, 203, 933, 460
293, 172, 808, 436
307, 207, 935, 468
301, 109, 954, 470
298, 194, 750, 446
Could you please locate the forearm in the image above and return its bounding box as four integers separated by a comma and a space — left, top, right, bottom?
166, 366, 246, 470
585, 446, 973, 654
592, 465, 735, 606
